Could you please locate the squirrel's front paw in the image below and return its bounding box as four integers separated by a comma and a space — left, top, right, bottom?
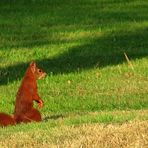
38, 100, 44, 108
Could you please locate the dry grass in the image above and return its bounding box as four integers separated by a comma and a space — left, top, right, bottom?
0, 120, 147, 148
52, 120, 148, 148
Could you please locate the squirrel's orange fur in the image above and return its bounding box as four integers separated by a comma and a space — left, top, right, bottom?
0, 61, 46, 127
0, 113, 16, 127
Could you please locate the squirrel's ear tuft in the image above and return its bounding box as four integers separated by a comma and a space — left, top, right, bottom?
30, 61, 36, 66
30, 61, 36, 73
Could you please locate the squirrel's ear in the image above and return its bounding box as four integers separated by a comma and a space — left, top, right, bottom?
30, 61, 36, 73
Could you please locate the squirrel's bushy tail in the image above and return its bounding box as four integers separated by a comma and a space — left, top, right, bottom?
0, 113, 16, 127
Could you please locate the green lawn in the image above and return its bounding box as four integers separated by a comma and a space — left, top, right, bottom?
0, 0, 148, 146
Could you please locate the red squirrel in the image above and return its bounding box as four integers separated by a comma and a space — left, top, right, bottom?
0, 61, 46, 127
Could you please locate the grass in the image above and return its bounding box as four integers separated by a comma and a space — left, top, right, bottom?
0, 110, 148, 147
0, 0, 148, 147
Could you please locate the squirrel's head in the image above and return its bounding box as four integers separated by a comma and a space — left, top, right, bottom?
30, 61, 47, 79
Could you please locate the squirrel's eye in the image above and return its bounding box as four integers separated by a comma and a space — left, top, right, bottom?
38, 69, 42, 73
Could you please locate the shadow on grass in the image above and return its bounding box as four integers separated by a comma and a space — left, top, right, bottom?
0, 0, 148, 49
0, 0, 148, 85
43, 114, 65, 122
0, 27, 148, 85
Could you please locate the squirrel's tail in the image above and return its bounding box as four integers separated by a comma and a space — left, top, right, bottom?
0, 112, 16, 127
